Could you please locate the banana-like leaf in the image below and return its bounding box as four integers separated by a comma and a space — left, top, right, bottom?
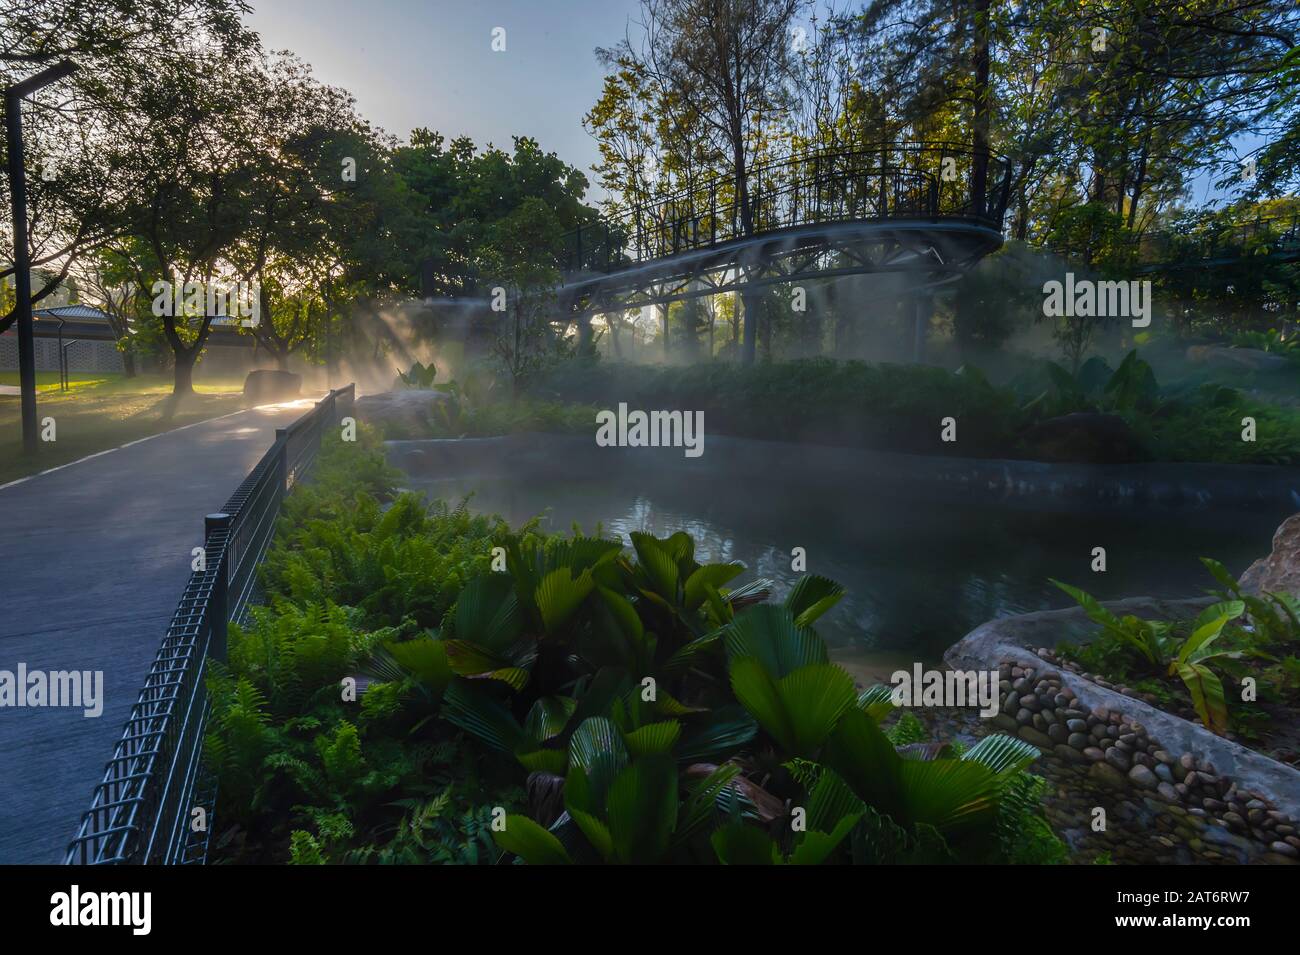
722, 604, 829, 677
493, 815, 572, 865
785, 574, 846, 627
606, 756, 678, 863
1175, 661, 1229, 734
1176, 601, 1244, 666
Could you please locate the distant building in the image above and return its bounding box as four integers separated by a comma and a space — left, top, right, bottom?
0, 305, 125, 373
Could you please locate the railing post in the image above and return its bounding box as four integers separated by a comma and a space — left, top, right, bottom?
275, 427, 289, 492
205, 512, 231, 661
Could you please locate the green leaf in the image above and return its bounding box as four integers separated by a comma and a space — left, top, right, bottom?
684, 563, 746, 610
494, 815, 572, 865
536, 567, 595, 634
730, 659, 855, 756
606, 756, 678, 863
960, 734, 1040, 777
784, 574, 846, 627
523, 696, 578, 742
624, 720, 682, 757
722, 604, 829, 677
452, 573, 522, 653
568, 716, 628, 808
711, 822, 778, 865
1175, 662, 1229, 734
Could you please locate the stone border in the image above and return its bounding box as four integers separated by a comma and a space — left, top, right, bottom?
945, 598, 1300, 861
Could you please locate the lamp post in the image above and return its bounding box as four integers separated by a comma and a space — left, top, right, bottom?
5, 60, 79, 453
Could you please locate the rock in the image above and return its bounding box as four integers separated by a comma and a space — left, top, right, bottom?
1048, 723, 1067, 743
1154, 763, 1174, 784
990, 713, 1019, 733
1186, 343, 1293, 374
1054, 744, 1089, 765
1016, 708, 1034, 726
1018, 726, 1054, 750
1105, 747, 1132, 772
1090, 762, 1128, 789
1019, 413, 1147, 464
1157, 782, 1179, 803
1068, 733, 1090, 749
1240, 512, 1300, 599
353, 389, 451, 437
1067, 719, 1088, 733
242, 368, 302, 406
1128, 765, 1158, 790
1083, 747, 1106, 763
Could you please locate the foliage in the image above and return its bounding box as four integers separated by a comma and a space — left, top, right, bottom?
210, 427, 1064, 864
395, 361, 439, 390
1052, 561, 1298, 733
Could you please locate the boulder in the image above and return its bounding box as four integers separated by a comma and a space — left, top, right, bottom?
1186, 344, 1291, 374
352, 389, 450, 437
243, 369, 302, 406
1019, 412, 1146, 463
1240, 512, 1300, 599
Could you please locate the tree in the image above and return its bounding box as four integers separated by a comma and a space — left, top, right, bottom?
0, 1, 255, 334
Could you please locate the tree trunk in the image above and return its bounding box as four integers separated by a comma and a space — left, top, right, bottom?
173, 349, 197, 396
122, 349, 137, 378
969, 0, 992, 218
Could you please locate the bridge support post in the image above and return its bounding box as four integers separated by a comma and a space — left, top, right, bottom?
577, 313, 594, 356
911, 290, 933, 364
741, 286, 759, 365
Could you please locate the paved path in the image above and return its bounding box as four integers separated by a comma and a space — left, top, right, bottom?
0, 400, 315, 864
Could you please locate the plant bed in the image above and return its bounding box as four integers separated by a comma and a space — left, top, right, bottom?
1049, 564, 1300, 767
206, 428, 1067, 865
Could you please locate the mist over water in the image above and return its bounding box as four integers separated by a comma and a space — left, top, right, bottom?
399, 444, 1288, 662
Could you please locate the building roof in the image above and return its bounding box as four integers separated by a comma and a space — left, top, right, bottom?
33, 305, 113, 322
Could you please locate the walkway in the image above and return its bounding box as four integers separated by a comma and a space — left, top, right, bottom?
0, 399, 316, 864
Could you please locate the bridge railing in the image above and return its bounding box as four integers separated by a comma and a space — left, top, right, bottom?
562, 142, 1011, 274
1122, 212, 1300, 269
64, 384, 356, 865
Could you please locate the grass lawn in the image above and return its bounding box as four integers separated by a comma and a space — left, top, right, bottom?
0, 373, 250, 484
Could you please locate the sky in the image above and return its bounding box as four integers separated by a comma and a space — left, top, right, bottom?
245, 0, 645, 193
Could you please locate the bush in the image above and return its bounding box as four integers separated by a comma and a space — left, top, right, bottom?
209, 434, 1065, 864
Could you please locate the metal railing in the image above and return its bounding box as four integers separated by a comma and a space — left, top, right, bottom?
561, 142, 1012, 274
64, 384, 356, 865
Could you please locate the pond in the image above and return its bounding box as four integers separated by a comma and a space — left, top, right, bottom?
393, 434, 1294, 669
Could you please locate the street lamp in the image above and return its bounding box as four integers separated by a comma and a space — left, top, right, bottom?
5, 60, 79, 454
